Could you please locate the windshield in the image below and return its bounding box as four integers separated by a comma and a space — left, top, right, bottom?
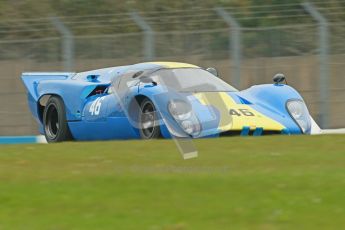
148, 68, 237, 92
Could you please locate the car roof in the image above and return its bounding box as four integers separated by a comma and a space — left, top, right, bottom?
72, 62, 200, 83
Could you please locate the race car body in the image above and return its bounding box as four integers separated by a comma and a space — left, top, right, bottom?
21, 62, 321, 142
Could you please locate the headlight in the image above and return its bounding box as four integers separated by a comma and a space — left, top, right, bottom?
181, 120, 196, 135
168, 100, 192, 120
168, 100, 201, 136
286, 100, 311, 133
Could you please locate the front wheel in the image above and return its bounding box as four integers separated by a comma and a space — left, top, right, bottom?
43, 96, 73, 142
139, 98, 161, 139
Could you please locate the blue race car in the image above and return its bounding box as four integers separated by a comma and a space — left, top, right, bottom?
22, 62, 321, 142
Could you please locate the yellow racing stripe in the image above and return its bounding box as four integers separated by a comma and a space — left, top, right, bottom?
148, 62, 199, 69
194, 92, 285, 132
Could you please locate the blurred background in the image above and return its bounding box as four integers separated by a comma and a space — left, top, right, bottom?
0, 0, 344, 136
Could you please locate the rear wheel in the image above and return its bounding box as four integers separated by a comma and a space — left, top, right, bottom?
43, 96, 73, 142
139, 98, 161, 139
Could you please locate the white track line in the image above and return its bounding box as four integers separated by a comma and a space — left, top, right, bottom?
321, 128, 345, 134
36, 135, 48, 143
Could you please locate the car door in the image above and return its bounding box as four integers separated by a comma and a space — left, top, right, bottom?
81, 90, 139, 140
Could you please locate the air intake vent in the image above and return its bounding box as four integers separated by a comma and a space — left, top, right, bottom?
220, 129, 282, 137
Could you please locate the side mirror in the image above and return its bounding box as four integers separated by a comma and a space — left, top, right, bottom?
273, 73, 286, 85
206, 67, 219, 77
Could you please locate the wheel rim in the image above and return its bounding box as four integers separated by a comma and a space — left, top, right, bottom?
140, 101, 156, 138
45, 104, 59, 139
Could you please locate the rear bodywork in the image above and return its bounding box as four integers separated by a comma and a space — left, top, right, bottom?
21, 62, 321, 141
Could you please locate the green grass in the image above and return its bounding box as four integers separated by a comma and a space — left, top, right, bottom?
0, 135, 344, 230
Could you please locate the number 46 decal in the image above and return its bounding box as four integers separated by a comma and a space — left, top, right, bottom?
89, 97, 105, 116
229, 108, 255, 116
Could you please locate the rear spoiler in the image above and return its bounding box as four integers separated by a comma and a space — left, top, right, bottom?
21, 72, 75, 101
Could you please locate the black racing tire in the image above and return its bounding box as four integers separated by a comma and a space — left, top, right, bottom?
43, 96, 73, 143
139, 98, 161, 139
